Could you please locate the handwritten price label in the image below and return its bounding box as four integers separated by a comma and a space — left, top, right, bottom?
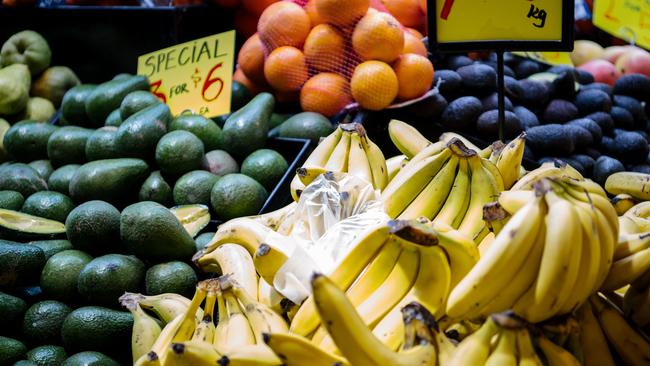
137, 31, 235, 118
593, 0, 650, 50
512, 51, 574, 66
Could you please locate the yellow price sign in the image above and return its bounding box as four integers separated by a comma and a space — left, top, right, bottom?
137, 30, 235, 118
428, 0, 573, 51
593, 0, 650, 50
512, 51, 574, 66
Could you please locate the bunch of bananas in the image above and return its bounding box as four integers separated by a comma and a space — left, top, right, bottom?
289, 122, 388, 200
605, 171, 650, 201
446, 174, 617, 323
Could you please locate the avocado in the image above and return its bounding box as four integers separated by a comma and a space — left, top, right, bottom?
584, 147, 601, 160
21, 191, 74, 223
581, 82, 613, 96
525, 124, 575, 156
0, 190, 24, 210
593, 156, 625, 185
84, 75, 150, 126
610, 106, 635, 130
119, 90, 160, 120
0, 336, 26, 365
26, 345, 67, 366
155, 131, 205, 177
47, 126, 93, 167
613, 95, 645, 125
0, 209, 65, 241
564, 124, 593, 150
571, 154, 595, 175
513, 106, 539, 129
120, 201, 196, 262
444, 55, 473, 70
231, 81, 252, 111
195, 232, 214, 251
481, 93, 513, 112
0, 163, 48, 197
567, 118, 602, 144
0, 291, 26, 332
77, 254, 145, 307
60, 84, 96, 127
145, 261, 197, 299
440, 96, 482, 129
275, 112, 334, 142
27, 160, 52, 181
170, 114, 224, 151
269, 113, 291, 129
599, 135, 620, 158
139, 171, 173, 205
3, 121, 57, 162
517, 79, 550, 109
115, 103, 170, 161
222, 92, 274, 158
585, 112, 615, 135
549, 71, 578, 100
22, 300, 71, 345
241, 149, 289, 191
28, 240, 72, 259
560, 157, 586, 176
575, 69, 595, 84
104, 109, 122, 127
504, 76, 524, 101
211, 174, 268, 221
69, 159, 149, 205
61, 306, 132, 359
543, 99, 578, 124
514, 59, 544, 79
403, 92, 448, 119
85, 127, 120, 161
0, 240, 45, 286
173, 170, 220, 206
475, 110, 522, 139
433, 69, 462, 97
575, 89, 612, 115
65, 201, 121, 255
14, 360, 38, 366
613, 74, 650, 101
456, 63, 496, 95
47, 165, 80, 196
614, 131, 649, 164
40, 250, 92, 302
61, 351, 120, 366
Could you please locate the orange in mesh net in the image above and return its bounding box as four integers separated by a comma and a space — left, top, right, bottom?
304, 0, 324, 26
264, 46, 309, 92
393, 53, 434, 101
258, 1, 311, 49
352, 11, 404, 63
403, 29, 427, 57
315, 0, 369, 27
381, 0, 424, 28
304, 24, 346, 72
238, 33, 268, 85
351, 60, 398, 111
301, 73, 353, 117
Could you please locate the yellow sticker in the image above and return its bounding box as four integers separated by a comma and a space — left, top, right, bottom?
137, 30, 235, 118
435, 0, 564, 42
512, 51, 574, 66
593, 0, 650, 50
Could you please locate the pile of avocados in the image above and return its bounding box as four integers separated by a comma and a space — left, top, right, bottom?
0, 74, 333, 365
412, 53, 650, 185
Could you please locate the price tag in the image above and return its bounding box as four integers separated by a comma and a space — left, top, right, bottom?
428, 0, 574, 51
593, 0, 650, 50
137, 31, 235, 118
512, 51, 574, 66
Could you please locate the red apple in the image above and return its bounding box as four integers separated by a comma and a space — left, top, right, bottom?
578, 59, 622, 86
616, 49, 650, 77
602, 45, 639, 64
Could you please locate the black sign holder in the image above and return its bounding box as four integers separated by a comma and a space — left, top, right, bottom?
427, 0, 574, 142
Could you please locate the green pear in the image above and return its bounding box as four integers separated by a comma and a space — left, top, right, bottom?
31, 66, 81, 107
0, 64, 30, 115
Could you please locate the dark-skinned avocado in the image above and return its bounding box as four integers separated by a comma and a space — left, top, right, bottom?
513, 106, 539, 129
575, 89, 612, 115
525, 124, 575, 156
543, 99, 578, 123
613, 74, 650, 101
433, 69, 462, 97
610, 106, 635, 130
440, 96, 482, 129
586, 112, 615, 135
566, 118, 603, 144
476, 110, 522, 139
456, 64, 496, 95
593, 156, 625, 185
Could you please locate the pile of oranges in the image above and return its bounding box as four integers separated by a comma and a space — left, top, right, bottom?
234, 0, 434, 116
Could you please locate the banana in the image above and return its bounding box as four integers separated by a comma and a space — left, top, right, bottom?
439, 132, 482, 154
289, 223, 390, 336
257, 278, 284, 315
605, 171, 650, 200
388, 119, 432, 158
386, 155, 407, 182
381, 147, 452, 218
398, 155, 459, 220
311, 273, 437, 366
624, 283, 650, 327
230, 280, 288, 343
171, 286, 207, 344
296, 166, 330, 186
253, 242, 290, 286
198, 218, 275, 256
219, 344, 283, 366
126, 302, 162, 363
213, 289, 229, 351
511, 161, 582, 191
432, 322, 457, 366
601, 246, 650, 291
428, 220, 480, 289
192, 290, 217, 343
516, 329, 543, 366
324, 130, 351, 172
446, 194, 544, 319
134, 352, 163, 366
197, 243, 258, 300
478, 231, 495, 256
485, 329, 517, 366
496, 132, 526, 189
347, 131, 374, 185
291, 126, 343, 201
263, 332, 350, 366
576, 301, 616, 366
434, 158, 471, 228
169, 340, 221, 365
218, 290, 256, 353
619, 215, 644, 235
612, 193, 637, 216
359, 132, 389, 190
538, 336, 581, 366
498, 190, 536, 214
457, 155, 500, 243
128, 293, 195, 324
481, 158, 506, 191
448, 317, 500, 366
482, 201, 510, 235
250, 202, 297, 232
615, 232, 650, 260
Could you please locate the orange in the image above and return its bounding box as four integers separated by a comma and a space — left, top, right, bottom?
406, 27, 423, 39
316, 0, 369, 26
352, 11, 404, 63
264, 46, 309, 92
381, 0, 423, 28
242, 0, 277, 16
304, 24, 346, 72
237, 34, 268, 84
234, 8, 258, 40
418, 0, 426, 12
258, 1, 311, 49
301, 73, 353, 117
403, 30, 427, 57
234, 68, 269, 95
350, 60, 398, 110
305, 0, 325, 26
392, 53, 434, 100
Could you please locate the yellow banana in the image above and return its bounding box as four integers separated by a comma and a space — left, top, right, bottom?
496, 132, 526, 189
170, 286, 207, 344
263, 332, 350, 366
347, 131, 374, 185
218, 290, 256, 353
169, 340, 221, 365
612, 193, 637, 216
428, 220, 480, 289
576, 301, 616, 366
498, 190, 535, 214
516, 329, 543, 366
485, 329, 517, 366
126, 302, 162, 363
198, 218, 275, 256
253, 242, 290, 286
439, 132, 482, 153
482, 201, 510, 236
213, 289, 229, 351
230, 280, 289, 343
434, 158, 471, 228
257, 278, 284, 315
129, 293, 195, 324
296, 166, 330, 186
192, 290, 216, 343
249, 202, 297, 231
361, 136, 389, 190
601, 246, 650, 291
219, 344, 283, 366
481, 158, 505, 191
605, 171, 650, 200
196, 243, 258, 300
386, 155, 407, 182
512, 162, 582, 191
457, 155, 500, 243
388, 119, 432, 158
448, 317, 500, 366
538, 335, 581, 366
324, 130, 351, 172
615, 232, 650, 260
133, 352, 163, 366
